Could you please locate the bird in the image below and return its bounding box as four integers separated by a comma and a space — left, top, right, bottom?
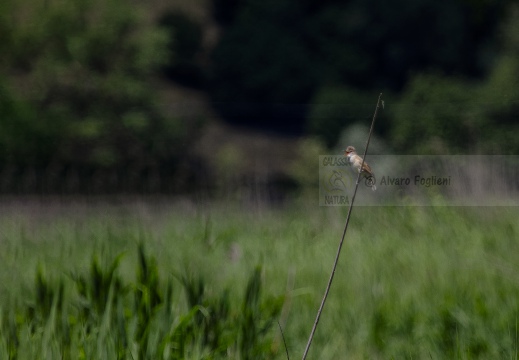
343, 146, 376, 191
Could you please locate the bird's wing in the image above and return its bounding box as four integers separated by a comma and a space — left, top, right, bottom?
362, 162, 375, 177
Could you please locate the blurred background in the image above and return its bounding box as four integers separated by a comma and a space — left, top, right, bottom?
2, 2, 519, 358
1, 0, 518, 199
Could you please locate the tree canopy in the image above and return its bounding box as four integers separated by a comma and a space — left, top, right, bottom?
0, 0, 518, 193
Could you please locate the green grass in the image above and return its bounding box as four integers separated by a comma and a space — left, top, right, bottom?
0, 199, 518, 359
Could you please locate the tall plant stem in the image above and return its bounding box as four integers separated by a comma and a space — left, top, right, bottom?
301, 93, 383, 360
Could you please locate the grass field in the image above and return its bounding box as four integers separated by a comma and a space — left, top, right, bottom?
0, 197, 518, 359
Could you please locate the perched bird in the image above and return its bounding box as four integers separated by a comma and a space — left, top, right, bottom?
344, 146, 376, 191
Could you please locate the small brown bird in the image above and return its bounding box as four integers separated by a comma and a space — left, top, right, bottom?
344, 146, 376, 190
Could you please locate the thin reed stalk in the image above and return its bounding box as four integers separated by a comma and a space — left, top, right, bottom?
301, 93, 383, 360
